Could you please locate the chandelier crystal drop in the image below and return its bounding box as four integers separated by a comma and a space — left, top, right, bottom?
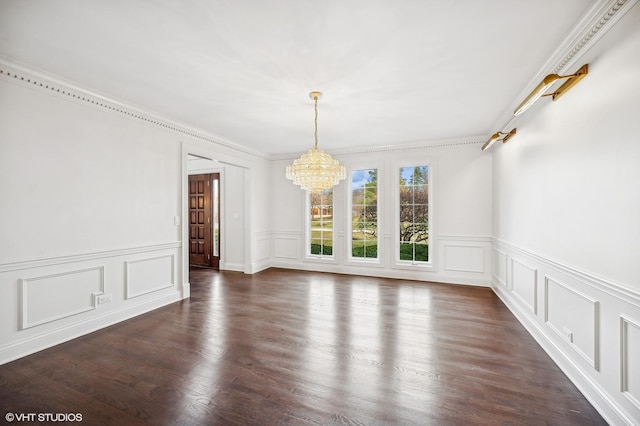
286, 91, 346, 192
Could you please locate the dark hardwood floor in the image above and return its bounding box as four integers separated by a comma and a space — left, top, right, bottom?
0, 268, 605, 425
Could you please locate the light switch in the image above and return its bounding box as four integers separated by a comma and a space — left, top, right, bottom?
174, 216, 181, 226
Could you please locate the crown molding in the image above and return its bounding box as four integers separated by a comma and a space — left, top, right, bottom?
0, 58, 271, 161
5, 1, 633, 162
1, 58, 483, 162
494, 0, 639, 134
550, 0, 638, 74
271, 136, 486, 161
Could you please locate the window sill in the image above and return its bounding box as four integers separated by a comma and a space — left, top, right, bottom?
392, 261, 436, 271
345, 258, 383, 267
304, 256, 337, 264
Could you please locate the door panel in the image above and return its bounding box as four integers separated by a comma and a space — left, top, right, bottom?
188, 173, 221, 269
189, 174, 211, 267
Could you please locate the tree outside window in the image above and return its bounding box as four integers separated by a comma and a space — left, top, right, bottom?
351, 169, 378, 259
310, 189, 333, 256
399, 166, 429, 262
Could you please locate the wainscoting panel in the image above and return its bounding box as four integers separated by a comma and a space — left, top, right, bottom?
434, 237, 491, 285
249, 231, 272, 273
0, 242, 181, 365
125, 254, 175, 299
274, 236, 299, 260
443, 244, 484, 273
257, 236, 269, 261
510, 258, 537, 314
492, 248, 507, 289
271, 233, 491, 286
621, 315, 640, 410
544, 276, 599, 369
492, 238, 640, 425
21, 266, 104, 329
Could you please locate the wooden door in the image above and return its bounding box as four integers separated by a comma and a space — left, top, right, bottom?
189, 174, 213, 268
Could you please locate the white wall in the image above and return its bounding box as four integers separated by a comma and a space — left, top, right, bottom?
0, 64, 268, 364
249, 156, 272, 273
270, 143, 493, 285
491, 4, 640, 424
0, 82, 181, 259
221, 165, 246, 271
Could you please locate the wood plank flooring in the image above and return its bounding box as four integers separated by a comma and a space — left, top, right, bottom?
0, 268, 605, 425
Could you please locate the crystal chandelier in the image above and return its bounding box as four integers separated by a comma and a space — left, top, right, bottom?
286, 91, 346, 192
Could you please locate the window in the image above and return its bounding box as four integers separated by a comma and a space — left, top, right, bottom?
351, 169, 378, 259
399, 166, 429, 263
309, 189, 333, 256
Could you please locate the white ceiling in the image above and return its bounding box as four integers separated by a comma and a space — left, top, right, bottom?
0, 0, 597, 156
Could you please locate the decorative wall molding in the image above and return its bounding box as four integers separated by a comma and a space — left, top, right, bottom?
0, 60, 490, 163
436, 237, 491, 282
1, 237, 182, 365
492, 238, 640, 306
255, 231, 270, 261
493, 281, 631, 425
271, 230, 304, 237
4, 4, 636, 164
492, 247, 508, 288
332, 137, 486, 156
272, 137, 486, 161
443, 244, 485, 273
492, 238, 640, 425
496, 0, 639, 134
0, 61, 269, 160
270, 233, 492, 287
274, 235, 301, 259
510, 257, 537, 314
0, 242, 181, 273
125, 255, 175, 299
552, 0, 638, 74
620, 315, 640, 410
257, 239, 269, 261
439, 235, 491, 243
20, 266, 105, 329
1, 291, 181, 365
544, 276, 599, 370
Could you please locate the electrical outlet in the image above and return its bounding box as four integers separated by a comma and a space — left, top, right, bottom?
562, 326, 573, 343
95, 293, 112, 304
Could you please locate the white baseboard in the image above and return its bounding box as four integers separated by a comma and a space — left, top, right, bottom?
269, 260, 491, 287
0, 291, 181, 365
221, 262, 245, 272
182, 283, 191, 299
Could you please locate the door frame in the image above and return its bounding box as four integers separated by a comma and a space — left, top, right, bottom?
188, 172, 221, 269
180, 141, 252, 299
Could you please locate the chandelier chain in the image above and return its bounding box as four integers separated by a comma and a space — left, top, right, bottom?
314, 96, 319, 148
